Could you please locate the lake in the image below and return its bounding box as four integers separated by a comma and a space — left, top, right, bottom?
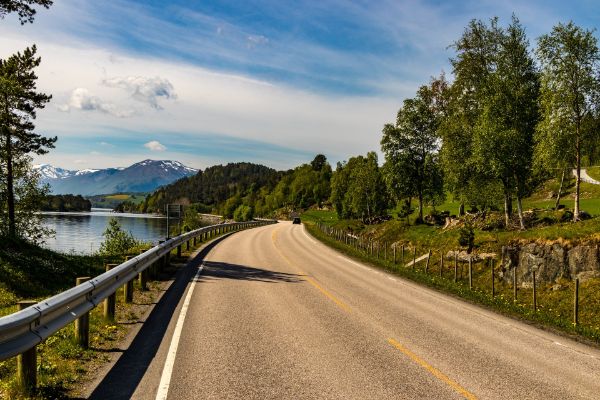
40, 208, 169, 254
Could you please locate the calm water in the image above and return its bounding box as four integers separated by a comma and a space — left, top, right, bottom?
40, 208, 168, 254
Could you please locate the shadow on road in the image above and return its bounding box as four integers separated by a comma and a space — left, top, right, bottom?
88, 235, 230, 400
199, 260, 302, 283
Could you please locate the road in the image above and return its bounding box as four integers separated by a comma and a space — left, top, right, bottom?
95, 222, 600, 399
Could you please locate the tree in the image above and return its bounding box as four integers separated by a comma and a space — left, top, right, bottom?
381, 83, 444, 223
536, 22, 600, 221
440, 18, 501, 215
98, 218, 139, 256
473, 16, 539, 229
0, 154, 52, 241
0, 45, 55, 237
330, 153, 388, 222
0, 0, 52, 24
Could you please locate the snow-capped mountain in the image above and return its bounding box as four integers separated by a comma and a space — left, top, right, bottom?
35, 160, 198, 195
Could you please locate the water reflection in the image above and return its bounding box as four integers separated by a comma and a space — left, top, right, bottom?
40, 208, 169, 254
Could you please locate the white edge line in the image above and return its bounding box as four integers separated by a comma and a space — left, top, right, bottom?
155, 264, 204, 400
302, 225, 317, 244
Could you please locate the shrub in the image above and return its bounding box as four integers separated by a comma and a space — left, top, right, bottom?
233, 205, 254, 222
98, 218, 139, 255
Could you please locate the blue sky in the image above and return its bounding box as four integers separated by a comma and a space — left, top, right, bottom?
0, 0, 599, 170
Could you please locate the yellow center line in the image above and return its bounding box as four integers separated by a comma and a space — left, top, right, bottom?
387, 338, 477, 400
272, 228, 351, 313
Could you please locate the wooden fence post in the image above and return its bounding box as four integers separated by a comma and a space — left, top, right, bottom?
468, 257, 473, 290
574, 278, 579, 326
513, 266, 518, 302
75, 277, 91, 347
17, 300, 37, 395
412, 247, 416, 270
454, 252, 458, 283
425, 249, 431, 273
393, 246, 397, 264
104, 263, 118, 321
401, 245, 404, 266
491, 259, 495, 298
532, 270, 537, 312
439, 252, 444, 278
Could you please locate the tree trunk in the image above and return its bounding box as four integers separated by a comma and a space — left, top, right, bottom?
504, 191, 510, 229
555, 169, 565, 210
6, 129, 15, 237
574, 129, 581, 222
516, 193, 525, 230
417, 192, 423, 224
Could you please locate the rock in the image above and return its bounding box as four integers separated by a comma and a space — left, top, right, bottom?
576, 271, 600, 282
578, 210, 592, 220
568, 245, 600, 277
551, 283, 568, 291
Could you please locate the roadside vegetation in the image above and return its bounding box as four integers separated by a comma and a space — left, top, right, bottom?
302, 210, 600, 345
0, 214, 214, 399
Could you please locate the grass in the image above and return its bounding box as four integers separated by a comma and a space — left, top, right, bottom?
302, 210, 600, 345
0, 232, 217, 399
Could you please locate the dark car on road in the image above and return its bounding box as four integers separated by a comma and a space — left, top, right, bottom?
292, 217, 301, 224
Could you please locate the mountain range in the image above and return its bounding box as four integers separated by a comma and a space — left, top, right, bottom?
34, 159, 198, 196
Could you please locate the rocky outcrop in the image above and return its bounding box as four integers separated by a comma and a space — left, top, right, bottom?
500, 242, 600, 284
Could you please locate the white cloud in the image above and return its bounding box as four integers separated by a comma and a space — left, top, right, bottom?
144, 140, 167, 151
247, 34, 269, 48
0, 33, 397, 169
59, 87, 135, 118
103, 76, 176, 109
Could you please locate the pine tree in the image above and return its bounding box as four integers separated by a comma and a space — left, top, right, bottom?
0, 45, 55, 237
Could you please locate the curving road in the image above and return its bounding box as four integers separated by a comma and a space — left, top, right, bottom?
102, 222, 600, 399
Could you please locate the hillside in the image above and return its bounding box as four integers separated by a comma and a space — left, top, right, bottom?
141, 162, 283, 214
35, 160, 197, 196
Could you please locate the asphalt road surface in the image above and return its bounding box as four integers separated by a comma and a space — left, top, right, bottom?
100, 222, 600, 399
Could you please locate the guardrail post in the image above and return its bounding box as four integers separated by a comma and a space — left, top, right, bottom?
17, 300, 37, 395
75, 277, 91, 347
177, 244, 182, 258
193, 236, 197, 246
186, 240, 190, 251
124, 256, 134, 303
104, 263, 118, 321
139, 258, 148, 291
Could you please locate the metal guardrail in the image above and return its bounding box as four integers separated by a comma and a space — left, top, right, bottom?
0, 220, 276, 361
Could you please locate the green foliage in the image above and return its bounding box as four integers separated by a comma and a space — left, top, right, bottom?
233, 204, 253, 221
0, 0, 53, 24
330, 152, 388, 222
536, 21, 600, 220
0, 45, 55, 238
0, 156, 52, 242
181, 207, 203, 232
381, 78, 446, 223
41, 194, 91, 212
458, 222, 475, 253
98, 218, 139, 256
